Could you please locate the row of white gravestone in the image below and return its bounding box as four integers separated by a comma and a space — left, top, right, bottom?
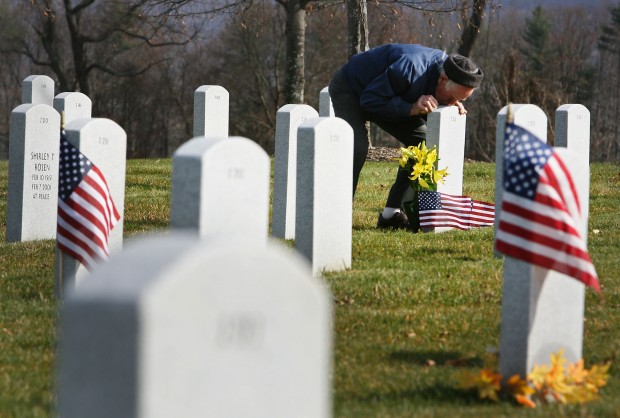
5, 75, 128, 295
170, 118, 354, 276
10, 77, 589, 388
494, 103, 592, 379
57, 93, 594, 416
272, 102, 469, 239
58, 86, 341, 417
182, 85, 356, 276
192, 85, 334, 140
7, 80, 350, 280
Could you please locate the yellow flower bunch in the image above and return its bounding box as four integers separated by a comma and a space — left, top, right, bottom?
457, 350, 611, 408
396, 141, 448, 191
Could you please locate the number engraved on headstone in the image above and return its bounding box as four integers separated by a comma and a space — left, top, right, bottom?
329, 135, 339, 143
215, 313, 265, 349
98, 137, 109, 145
527, 121, 535, 127
214, 95, 221, 100
39, 117, 49, 124
75, 102, 82, 108
451, 117, 457, 122
576, 115, 582, 120
227, 167, 244, 180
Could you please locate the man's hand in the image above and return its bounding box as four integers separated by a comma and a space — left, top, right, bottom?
454, 100, 467, 115
410, 95, 438, 115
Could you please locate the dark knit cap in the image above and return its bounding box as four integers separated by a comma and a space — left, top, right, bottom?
443, 54, 484, 88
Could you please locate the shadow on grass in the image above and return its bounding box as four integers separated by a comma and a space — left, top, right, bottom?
390, 350, 483, 368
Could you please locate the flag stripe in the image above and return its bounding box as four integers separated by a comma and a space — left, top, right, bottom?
495, 122, 599, 292
82, 174, 113, 233
56, 131, 120, 271
502, 189, 582, 236
495, 239, 599, 292
56, 224, 99, 270
58, 201, 110, 255
498, 207, 586, 251
418, 190, 494, 230
497, 220, 593, 263
543, 155, 581, 218
64, 190, 111, 242
85, 166, 120, 228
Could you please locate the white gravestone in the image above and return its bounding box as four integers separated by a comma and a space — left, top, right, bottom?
6, 104, 61, 242
58, 234, 333, 418
319, 87, 334, 117
55, 118, 127, 293
555, 104, 590, 163
425, 106, 467, 232
494, 105, 547, 241
170, 136, 270, 242
54, 92, 93, 125
295, 117, 353, 276
498, 147, 589, 379
22, 75, 54, 106
193, 85, 229, 137
272, 104, 319, 240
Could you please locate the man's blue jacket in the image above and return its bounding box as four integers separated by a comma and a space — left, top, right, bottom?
343, 44, 448, 118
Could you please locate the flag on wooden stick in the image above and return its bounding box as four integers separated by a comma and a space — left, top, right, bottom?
56, 130, 120, 270
495, 122, 600, 292
418, 191, 495, 230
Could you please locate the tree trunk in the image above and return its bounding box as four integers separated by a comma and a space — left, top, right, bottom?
458, 0, 486, 57
62, 0, 90, 95
347, 0, 369, 58
283, 0, 307, 104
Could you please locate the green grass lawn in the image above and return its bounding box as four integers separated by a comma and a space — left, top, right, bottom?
0, 159, 619, 418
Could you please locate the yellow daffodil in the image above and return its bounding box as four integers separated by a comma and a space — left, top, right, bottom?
397, 141, 448, 191
426, 148, 437, 165
433, 167, 448, 184
418, 176, 430, 189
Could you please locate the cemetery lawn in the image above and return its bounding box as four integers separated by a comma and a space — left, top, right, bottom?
0, 158, 619, 418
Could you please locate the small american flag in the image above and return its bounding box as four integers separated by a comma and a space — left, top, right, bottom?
57, 130, 120, 270
418, 191, 495, 230
495, 122, 599, 292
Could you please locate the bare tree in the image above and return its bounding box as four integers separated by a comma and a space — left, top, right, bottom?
275, 0, 312, 104
457, 0, 486, 57
347, 0, 369, 57
0, 0, 198, 96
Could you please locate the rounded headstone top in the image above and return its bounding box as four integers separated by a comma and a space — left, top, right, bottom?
277, 103, 317, 114
194, 85, 229, 95
174, 136, 266, 159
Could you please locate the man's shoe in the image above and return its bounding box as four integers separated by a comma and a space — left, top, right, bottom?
377, 211, 410, 230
